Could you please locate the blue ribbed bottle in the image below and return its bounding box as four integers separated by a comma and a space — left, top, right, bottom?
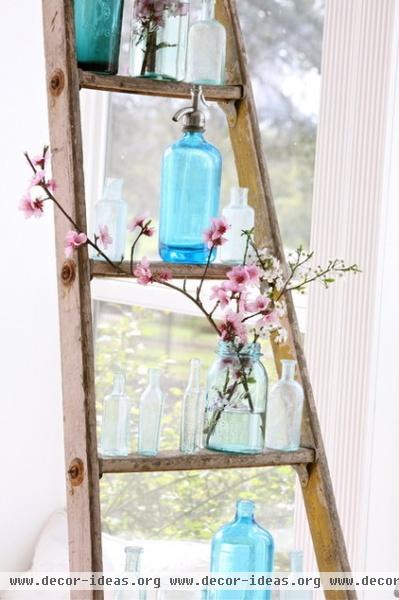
159, 86, 222, 264
73, 0, 124, 75
209, 500, 274, 600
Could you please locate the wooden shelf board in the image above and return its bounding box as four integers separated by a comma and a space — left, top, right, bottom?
99, 447, 315, 474
79, 71, 244, 101
90, 260, 230, 280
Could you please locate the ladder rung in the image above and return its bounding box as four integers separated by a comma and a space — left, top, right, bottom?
90, 260, 230, 280
99, 448, 315, 474
79, 70, 244, 101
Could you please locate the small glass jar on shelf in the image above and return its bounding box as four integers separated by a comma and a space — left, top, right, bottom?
180, 358, 203, 454
91, 178, 128, 263
115, 546, 146, 600
100, 372, 130, 457
129, 0, 190, 81
138, 368, 164, 456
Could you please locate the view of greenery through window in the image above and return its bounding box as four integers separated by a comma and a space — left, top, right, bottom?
93, 0, 324, 572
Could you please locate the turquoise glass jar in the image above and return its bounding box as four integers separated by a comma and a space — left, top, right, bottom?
204, 342, 268, 454
73, 0, 124, 74
210, 500, 274, 600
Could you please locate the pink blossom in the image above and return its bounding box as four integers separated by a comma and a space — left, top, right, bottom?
218, 310, 247, 344
98, 225, 113, 250
256, 309, 280, 329
210, 282, 231, 309
203, 217, 229, 249
128, 211, 149, 231
30, 169, 45, 187
246, 295, 270, 313
143, 225, 155, 237
244, 264, 261, 284
19, 194, 44, 219
134, 257, 154, 285
157, 269, 172, 282
226, 265, 250, 290
46, 178, 58, 193
32, 153, 48, 168
64, 230, 87, 258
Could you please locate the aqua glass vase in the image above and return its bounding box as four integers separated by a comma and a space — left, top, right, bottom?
265, 360, 304, 451
279, 551, 312, 600
180, 358, 202, 454
91, 178, 128, 262
204, 342, 268, 454
138, 368, 164, 456
210, 500, 274, 600
73, 0, 124, 75
129, 0, 190, 81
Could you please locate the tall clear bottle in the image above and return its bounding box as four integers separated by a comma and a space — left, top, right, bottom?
159, 86, 222, 264
220, 188, 255, 264
265, 360, 304, 451
180, 358, 202, 454
280, 551, 312, 600
91, 178, 128, 262
138, 368, 164, 456
115, 546, 146, 600
186, 0, 226, 85
100, 373, 130, 457
210, 500, 274, 600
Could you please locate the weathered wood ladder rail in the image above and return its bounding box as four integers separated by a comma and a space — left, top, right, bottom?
42, 1, 356, 598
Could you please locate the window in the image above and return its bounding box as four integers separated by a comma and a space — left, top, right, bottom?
84, 0, 324, 573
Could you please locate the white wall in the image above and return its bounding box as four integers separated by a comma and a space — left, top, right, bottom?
0, 0, 65, 570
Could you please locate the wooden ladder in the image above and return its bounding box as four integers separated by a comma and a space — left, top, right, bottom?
42, 1, 356, 598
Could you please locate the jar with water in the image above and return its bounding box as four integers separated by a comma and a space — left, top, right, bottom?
203, 342, 268, 454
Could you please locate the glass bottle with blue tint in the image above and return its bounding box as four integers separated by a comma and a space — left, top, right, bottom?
280, 551, 313, 599
265, 360, 304, 451
138, 368, 164, 456
180, 358, 202, 454
115, 546, 146, 600
73, 0, 124, 75
91, 178, 128, 262
100, 373, 130, 457
186, 0, 226, 85
210, 500, 274, 600
159, 86, 222, 264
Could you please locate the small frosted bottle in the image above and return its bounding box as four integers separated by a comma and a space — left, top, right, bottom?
138, 369, 164, 456
265, 360, 304, 451
91, 178, 128, 262
186, 0, 226, 85
115, 546, 146, 600
220, 188, 255, 264
280, 551, 312, 600
210, 500, 274, 600
180, 359, 202, 454
159, 86, 222, 264
100, 373, 130, 457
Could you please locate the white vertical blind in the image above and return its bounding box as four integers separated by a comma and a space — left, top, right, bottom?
295, 0, 399, 581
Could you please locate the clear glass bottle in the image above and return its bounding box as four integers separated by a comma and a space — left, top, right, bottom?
73, 0, 124, 75
91, 178, 128, 262
265, 360, 304, 451
159, 86, 222, 264
280, 551, 312, 599
115, 545, 146, 600
220, 188, 255, 264
180, 358, 202, 454
210, 500, 274, 600
138, 368, 164, 456
204, 342, 268, 454
186, 0, 226, 85
129, 0, 190, 81
100, 373, 130, 457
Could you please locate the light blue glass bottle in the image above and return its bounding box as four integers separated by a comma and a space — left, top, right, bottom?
73, 0, 124, 75
91, 178, 128, 262
265, 360, 304, 451
115, 546, 146, 600
209, 500, 274, 600
138, 368, 164, 456
159, 86, 222, 264
280, 551, 313, 599
100, 373, 130, 457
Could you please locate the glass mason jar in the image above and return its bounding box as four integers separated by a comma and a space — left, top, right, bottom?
204, 342, 268, 454
129, 0, 190, 80
73, 0, 124, 75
